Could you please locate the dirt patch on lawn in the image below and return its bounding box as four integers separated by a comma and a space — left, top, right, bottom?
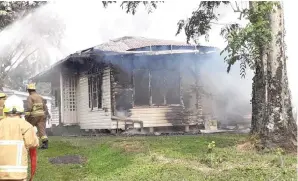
237, 141, 256, 152
112, 141, 145, 153
151, 154, 213, 173
49, 155, 87, 165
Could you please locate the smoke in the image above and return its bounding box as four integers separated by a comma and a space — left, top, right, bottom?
0, 1, 295, 122
199, 53, 253, 124
0, 2, 65, 79
0, 1, 246, 70
0, 1, 153, 76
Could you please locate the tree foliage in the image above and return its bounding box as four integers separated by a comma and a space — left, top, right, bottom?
176, 1, 230, 44
0, 1, 64, 91
176, 1, 277, 78
0, 1, 46, 30
102, 1, 161, 15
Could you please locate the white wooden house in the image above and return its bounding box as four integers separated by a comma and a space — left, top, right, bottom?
2, 87, 57, 128
30, 36, 222, 132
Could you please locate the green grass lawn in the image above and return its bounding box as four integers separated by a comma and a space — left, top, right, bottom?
33, 134, 297, 181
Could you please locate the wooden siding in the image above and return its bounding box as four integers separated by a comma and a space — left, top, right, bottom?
77, 68, 112, 129
127, 106, 194, 128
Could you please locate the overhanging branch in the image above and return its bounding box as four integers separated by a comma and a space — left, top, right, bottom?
3, 48, 38, 80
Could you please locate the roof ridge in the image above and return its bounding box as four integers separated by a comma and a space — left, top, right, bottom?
109, 36, 187, 44
92, 36, 220, 52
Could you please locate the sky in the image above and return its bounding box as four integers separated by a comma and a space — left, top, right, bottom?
283, 1, 297, 109
0, 0, 296, 109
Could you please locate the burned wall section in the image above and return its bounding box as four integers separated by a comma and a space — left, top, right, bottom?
110, 53, 182, 117
175, 52, 252, 124
132, 54, 180, 107
177, 53, 215, 122
181, 52, 242, 122
107, 48, 248, 125
77, 55, 111, 112
109, 54, 134, 117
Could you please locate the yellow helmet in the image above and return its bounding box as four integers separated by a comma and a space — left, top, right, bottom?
27, 83, 36, 90
3, 95, 24, 114
0, 93, 6, 98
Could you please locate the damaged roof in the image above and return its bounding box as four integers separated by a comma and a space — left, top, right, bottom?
93, 36, 191, 52
77, 36, 219, 56
30, 36, 220, 81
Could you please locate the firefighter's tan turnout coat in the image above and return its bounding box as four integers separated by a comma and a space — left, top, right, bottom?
0, 116, 39, 180
0, 99, 5, 120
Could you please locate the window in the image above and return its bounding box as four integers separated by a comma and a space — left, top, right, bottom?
88, 72, 103, 110
164, 70, 180, 104
151, 70, 166, 105
134, 69, 180, 106
133, 69, 150, 106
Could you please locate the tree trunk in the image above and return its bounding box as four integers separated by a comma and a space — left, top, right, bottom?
259, 2, 297, 151
250, 2, 269, 136
251, 61, 266, 135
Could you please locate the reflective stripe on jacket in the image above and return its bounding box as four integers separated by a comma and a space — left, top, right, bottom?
0, 117, 39, 180
27, 92, 45, 117
0, 140, 27, 173
31, 103, 44, 117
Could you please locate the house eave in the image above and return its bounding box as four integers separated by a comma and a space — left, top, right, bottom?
30, 45, 220, 82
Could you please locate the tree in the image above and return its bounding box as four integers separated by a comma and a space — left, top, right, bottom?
0, 41, 38, 90
0, 1, 46, 30
103, 1, 297, 151
102, 1, 160, 15
0, 1, 45, 90
0, 1, 65, 91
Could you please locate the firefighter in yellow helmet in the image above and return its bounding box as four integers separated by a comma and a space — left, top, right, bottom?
0, 95, 39, 181
0, 93, 6, 120
25, 83, 48, 149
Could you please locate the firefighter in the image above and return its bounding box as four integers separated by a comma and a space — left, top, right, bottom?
25, 83, 48, 149
0, 95, 39, 181
0, 93, 6, 120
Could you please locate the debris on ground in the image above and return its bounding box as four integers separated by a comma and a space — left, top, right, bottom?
237, 141, 255, 152
49, 155, 87, 165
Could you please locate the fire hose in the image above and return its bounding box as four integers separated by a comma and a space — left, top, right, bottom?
29, 126, 38, 181
29, 147, 37, 181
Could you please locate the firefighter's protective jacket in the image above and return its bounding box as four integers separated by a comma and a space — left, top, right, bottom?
0, 116, 39, 180
0, 99, 5, 120
26, 92, 45, 117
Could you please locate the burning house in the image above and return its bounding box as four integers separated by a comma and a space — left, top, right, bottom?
31, 36, 222, 133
